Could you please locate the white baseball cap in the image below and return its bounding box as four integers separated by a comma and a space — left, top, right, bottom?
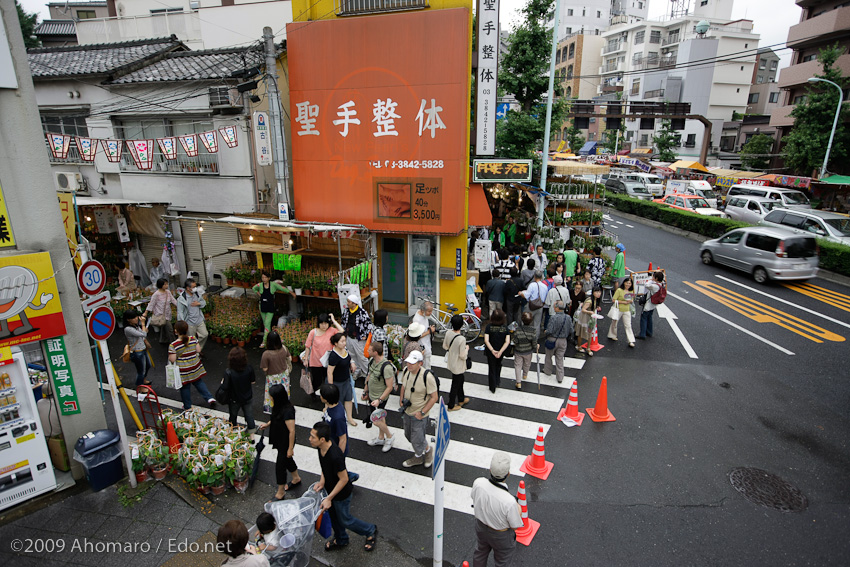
404, 350, 424, 364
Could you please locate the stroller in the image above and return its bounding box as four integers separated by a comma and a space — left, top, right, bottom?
250, 487, 327, 567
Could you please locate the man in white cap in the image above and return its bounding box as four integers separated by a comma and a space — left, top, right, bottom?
471, 452, 523, 567
340, 293, 372, 379
411, 300, 436, 369
398, 350, 438, 468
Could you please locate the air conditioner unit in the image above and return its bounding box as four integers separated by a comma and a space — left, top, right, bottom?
55, 171, 85, 192
209, 86, 243, 109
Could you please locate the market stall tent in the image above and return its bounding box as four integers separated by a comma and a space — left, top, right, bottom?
669, 160, 708, 172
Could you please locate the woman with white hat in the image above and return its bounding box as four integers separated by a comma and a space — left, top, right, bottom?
403, 322, 427, 362
340, 293, 372, 381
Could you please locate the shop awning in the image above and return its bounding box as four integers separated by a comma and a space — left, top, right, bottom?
552, 152, 576, 159
818, 175, 850, 185
578, 142, 599, 155
617, 149, 630, 155
163, 214, 366, 237
549, 160, 610, 176
74, 196, 170, 207
669, 160, 708, 172
468, 183, 492, 227
757, 173, 813, 189
632, 148, 652, 154
706, 168, 764, 179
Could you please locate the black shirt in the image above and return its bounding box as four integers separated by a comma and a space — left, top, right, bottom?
227, 366, 255, 405
269, 404, 295, 450
485, 324, 509, 350
319, 442, 352, 501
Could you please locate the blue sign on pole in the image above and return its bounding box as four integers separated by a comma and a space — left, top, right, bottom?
433, 398, 451, 479
496, 103, 510, 121
455, 248, 462, 277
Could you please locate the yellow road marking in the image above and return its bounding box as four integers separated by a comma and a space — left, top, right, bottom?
782, 282, 850, 313
684, 280, 845, 344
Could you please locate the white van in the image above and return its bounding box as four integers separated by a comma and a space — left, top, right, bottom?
725, 184, 811, 210
666, 180, 719, 208
632, 173, 665, 196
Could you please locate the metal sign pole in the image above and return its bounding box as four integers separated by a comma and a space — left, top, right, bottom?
97, 340, 137, 488
433, 453, 445, 567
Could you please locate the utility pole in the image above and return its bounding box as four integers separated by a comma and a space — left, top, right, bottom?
263, 27, 292, 215
536, 0, 562, 234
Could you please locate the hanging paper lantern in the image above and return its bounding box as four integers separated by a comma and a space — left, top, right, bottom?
75, 137, 97, 161
200, 130, 219, 153
157, 137, 178, 160
101, 139, 123, 163
179, 134, 199, 157
47, 133, 71, 159
218, 126, 238, 148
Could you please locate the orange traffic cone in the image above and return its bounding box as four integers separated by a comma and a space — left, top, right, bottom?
557, 380, 585, 426
519, 426, 554, 480
582, 325, 604, 353
648, 262, 653, 271
166, 420, 181, 454
586, 376, 616, 422
515, 480, 540, 546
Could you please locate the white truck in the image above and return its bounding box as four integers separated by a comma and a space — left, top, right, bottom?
665, 179, 719, 208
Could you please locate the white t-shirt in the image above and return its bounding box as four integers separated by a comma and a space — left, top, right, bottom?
471, 478, 524, 530
412, 312, 432, 352
643, 281, 661, 312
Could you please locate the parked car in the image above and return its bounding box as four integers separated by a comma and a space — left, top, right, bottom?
632, 173, 665, 196
759, 209, 850, 245
725, 184, 811, 210
723, 196, 784, 224
605, 178, 653, 200
653, 193, 724, 216
666, 179, 718, 208
700, 227, 819, 283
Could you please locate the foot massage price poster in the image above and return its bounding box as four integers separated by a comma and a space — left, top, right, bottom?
287, 9, 470, 234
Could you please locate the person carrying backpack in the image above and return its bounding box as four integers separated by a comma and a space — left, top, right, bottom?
363, 340, 396, 452
637, 271, 666, 340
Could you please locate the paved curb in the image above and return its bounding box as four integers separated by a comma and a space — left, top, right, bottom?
609, 207, 850, 286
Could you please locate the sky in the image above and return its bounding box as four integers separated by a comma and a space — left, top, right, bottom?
19, 0, 800, 66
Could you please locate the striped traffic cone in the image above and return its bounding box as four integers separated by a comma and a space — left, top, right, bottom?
557, 380, 585, 426
515, 480, 540, 546
582, 324, 604, 352
519, 426, 554, 480
586, 376, 616, 422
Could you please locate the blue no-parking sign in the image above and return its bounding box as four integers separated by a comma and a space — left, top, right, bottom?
87, 305, 116, 341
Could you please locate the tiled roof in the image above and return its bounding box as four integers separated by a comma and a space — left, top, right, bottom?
33, 20, 77, 37
107, 47, 264, 84
28, 37, 184, 78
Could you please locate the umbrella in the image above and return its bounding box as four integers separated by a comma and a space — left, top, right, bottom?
249, 428, 266, 489
536, 344, 541, 391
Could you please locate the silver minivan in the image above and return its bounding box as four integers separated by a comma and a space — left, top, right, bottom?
726, 185, 811, 210
700, 227, 819, 283
759, 209, 850, 245
723, 196, 784, 224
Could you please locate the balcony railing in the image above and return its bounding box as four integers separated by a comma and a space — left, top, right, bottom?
662, 35, 680, 46
45, 139, 85, 164
644, 89, 665, 98
603, 41, 622, 54
120, 150, 220, 175
659, 57, 677, 69
76, 11, 202, 45
335, 0, 428, 16
602, 62, 621, 73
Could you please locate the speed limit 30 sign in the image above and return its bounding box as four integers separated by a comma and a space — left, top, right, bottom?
77, 260, 106, 296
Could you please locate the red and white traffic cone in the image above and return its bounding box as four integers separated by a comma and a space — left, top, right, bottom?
515, 480, 540, 546
582, 324, 604, 353
519, 426, 554, 480
557, 380, 585, 426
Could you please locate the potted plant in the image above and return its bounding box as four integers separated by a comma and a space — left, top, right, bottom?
150, 446, 169, 480
132, 456, 148, 483
209, 465, 226, 495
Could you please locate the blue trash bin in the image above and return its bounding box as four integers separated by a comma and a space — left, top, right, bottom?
72, 430, 124, 492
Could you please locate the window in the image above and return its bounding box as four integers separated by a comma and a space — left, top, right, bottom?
685, 133, 696, 147
770, 60, 778, 70
150, 7, 182, 14
569, 44, 575, 59
566, 86, 572, 97
640, 134, 649, 145
802, 53, 817, 62
748, 93, 760, 104
42, 114, 89, 163
589, 132, 596, 140
76, 9, 96, 19
568, 9, 573, 16
745, 234, 779, 252
566, 27, 572, 34
635, 31, 645, 44
650, 30, 661, 43
700, 0, 709, 5
757, 75, 765, 84
567, 65, 573, 79
556, 50, 561, 64
769, 92, 780, 103
759, 60, 767, 69
748, 201, 761, 212
639, 2, 644, 8
801, 219, 827, 236
597, 11, 602, 17
116, 118, 220, 174
630, 78, 641, 95
582, 9, 586, 16
719, 231, 744, 244
793, 95, 807, 105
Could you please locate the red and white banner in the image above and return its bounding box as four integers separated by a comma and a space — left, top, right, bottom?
47, 133, 71, 159
75, 137, 98, 161
101, 139, 123, 163
218, 126, 238, 148
127, 139, 155, 170
157, 137, 178, 160
200, 130, 219, 153
179, 134, 199, 157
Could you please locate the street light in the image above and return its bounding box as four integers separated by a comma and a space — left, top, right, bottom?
807, 77, 844, 179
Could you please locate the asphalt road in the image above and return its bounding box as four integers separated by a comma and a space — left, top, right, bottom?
105, 213, 850, 566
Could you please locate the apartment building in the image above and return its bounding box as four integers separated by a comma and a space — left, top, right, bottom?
746, 48, 782, 115
598, 0, 759, 161
552, 0, 648, 41
770, 0, 850, 138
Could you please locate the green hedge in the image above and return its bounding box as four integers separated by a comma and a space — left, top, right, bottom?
607, 193, 850, 277
606, 193, 749, 238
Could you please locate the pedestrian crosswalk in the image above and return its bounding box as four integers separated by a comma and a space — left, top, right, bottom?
124, 351, 585, 517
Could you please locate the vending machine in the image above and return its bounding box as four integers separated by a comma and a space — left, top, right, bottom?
0, 350, 57, 511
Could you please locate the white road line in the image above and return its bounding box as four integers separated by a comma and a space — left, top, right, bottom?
625, 224, 635, 228
667, 292, 795, 355
615, 221, 624, 225
656, 303, 698, 359
715, 275, 850, 331
432, 355, 585, 390
297, 405, 529, 477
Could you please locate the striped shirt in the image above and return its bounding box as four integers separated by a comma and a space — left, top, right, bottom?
168, 337, 206, 384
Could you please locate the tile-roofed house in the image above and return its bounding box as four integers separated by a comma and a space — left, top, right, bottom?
33, 20, 78, 47
107, 47, 265, 84
27, 37, 185, 80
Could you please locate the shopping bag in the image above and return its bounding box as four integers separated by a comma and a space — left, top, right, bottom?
315, 511, 332, 538
300, 368, 314, 395
165, 364, 182, 389
606, 302, 621, 321
363, 332, 373, 358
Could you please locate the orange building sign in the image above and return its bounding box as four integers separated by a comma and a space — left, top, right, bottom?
287, 8, 470, 233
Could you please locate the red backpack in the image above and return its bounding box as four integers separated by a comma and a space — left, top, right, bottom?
650, 283, 667, 305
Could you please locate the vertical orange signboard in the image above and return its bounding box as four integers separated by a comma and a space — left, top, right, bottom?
287, 9, 470, 234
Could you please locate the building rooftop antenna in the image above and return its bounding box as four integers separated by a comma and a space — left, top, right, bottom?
670, 0, 691, 18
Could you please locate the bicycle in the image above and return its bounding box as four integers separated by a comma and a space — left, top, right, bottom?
415, 297, 481, 343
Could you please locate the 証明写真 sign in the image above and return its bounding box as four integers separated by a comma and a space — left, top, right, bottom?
44, 337, 81, 415
472, 159, 533, 183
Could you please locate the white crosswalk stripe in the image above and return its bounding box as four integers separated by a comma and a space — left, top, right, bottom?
431, 355, 584, 390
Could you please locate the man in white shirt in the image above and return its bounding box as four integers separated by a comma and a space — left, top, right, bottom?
518, 271, 548, 339
531, 244, 548, 274
412, 301, 436, 369
637, 270, 664, 339
471, 452, 523, 567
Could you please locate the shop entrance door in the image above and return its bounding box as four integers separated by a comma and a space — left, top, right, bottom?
378, 236, 407, 312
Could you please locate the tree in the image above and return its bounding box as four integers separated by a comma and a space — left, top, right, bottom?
601, 122, 626, 154
653, 120, 679, 162
564, 120, 585, 154
16, 1, 41, 49
782, 44, 850, 176
495, 0, 569, 173
739, 133, 774, 170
